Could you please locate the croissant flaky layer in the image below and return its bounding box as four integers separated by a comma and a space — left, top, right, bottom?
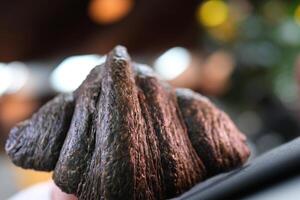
6, 46, 250, 200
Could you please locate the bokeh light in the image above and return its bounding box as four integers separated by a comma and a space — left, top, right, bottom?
0, 63, 12, 95
154, 47, 191, 80
197, 0, 228, 27
208, 19, 236, 42
88, 0, 133, 24
277, 20, 300, 46
294, 4, 300, 25
0, 62, 28, 96
50, 55, 105, 92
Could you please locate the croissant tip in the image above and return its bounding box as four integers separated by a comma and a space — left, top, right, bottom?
5, 121, 26, 154
110, 45, 130, 59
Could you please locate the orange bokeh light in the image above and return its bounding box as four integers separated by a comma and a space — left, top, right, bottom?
88, 0, 133, 24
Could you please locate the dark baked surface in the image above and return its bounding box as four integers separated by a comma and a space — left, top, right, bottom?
5, 46, 250, 200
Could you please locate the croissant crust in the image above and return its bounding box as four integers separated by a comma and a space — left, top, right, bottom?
6, 46, 250, 200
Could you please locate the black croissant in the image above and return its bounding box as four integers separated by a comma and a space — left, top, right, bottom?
6, 46, 250, 200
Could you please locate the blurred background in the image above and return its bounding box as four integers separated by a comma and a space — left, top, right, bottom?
1, 0, 300, 198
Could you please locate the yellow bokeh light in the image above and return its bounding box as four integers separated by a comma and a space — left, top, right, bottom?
88, 0, 133, 25
294, 5, 300, 25
197, 0, 228, 27
209, 19, 236, 42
